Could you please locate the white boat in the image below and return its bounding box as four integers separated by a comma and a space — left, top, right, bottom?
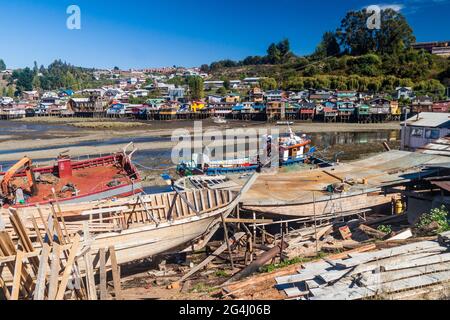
213, 116, 227, 124
6, 174, 258, 267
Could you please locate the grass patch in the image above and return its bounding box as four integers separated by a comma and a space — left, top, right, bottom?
258, 252, 328, 274
215, 270, 230, 278
189, 283, 218, 294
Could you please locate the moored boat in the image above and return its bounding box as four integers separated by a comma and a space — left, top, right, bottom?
3, 174, 258, 267
0, 143, 143, 208
176, 127, 318, 176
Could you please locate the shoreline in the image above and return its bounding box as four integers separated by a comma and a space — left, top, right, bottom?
0, 120, 401, 162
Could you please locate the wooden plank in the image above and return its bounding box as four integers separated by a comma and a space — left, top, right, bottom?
338, 241, 442, 268
36, 205, 53, 244
389, 229, 413, 241
84, 250, 97, 300
109, 246, 122, 300
11, 250, 24, 300
0, 215, 5, 231
383, 252, 450, 271
276, 262, 334, 285
360, 262, 450, 286
47, 243, 61, 300
30, 215, 44, 246
34, 243, 50, 300
224, 218, 274, 224
178, 232, 245, 283
99, 248, 107, 300
312, 225, 333, 241
55, 234, 81, 300
284, 286, 309, 298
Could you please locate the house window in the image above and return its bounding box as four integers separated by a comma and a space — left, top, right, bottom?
411, 128, 424, 137
425, 129, 440, 140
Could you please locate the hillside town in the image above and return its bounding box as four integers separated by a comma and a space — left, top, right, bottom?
1, 66, 450, 123
2, 1, 450, 305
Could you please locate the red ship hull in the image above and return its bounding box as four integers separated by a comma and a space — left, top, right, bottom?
1, 152, 143, 208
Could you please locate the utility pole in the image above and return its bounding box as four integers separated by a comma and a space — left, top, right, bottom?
401, 107, 409, 151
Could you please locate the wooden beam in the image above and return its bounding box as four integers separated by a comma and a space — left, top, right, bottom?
83, 250, 97, 301
109, 246, 122, 300
178, 232, 245, 283
34, 243, 50, 300
47, 243, 61, 300
225, 218, 274, 224
55, 234, 81, 300
99, 248, 107, 300
11, 250, 24, 300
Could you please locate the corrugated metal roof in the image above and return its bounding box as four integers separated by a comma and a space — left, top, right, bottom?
403, 112, 450, 128
431, 181, 450, 192
419, 136, 450, 156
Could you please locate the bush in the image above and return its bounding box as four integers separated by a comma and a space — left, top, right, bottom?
416, 206, 450, 234
377, 225, 392, 234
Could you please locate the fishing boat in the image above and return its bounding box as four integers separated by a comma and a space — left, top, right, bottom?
0, 143, 143, 208
4, 174, 257, 266
176, 127, 317, 176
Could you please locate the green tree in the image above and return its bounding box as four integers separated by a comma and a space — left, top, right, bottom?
32, 75, 41, 91
314, 32, 341, 58
188, 76, 204, 100
6, 86, 15, 97
12, 67, 34, 94
259, 77, 278, 90
0, 59, 6, 71
267, 43, 282, 64
224, 79, 231, 90
336, 8, 415, 55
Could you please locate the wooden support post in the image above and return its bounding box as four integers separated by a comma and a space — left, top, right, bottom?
221, 212, 234, 270
11, 250, 24, 300
313, 192, 319, 255
34, 243, 50, 300
99, 248, 107, 300
51, 188, 71, 241
55, 234, 80, 300
36, 205, 53, 245
109, 246, 122, 300
48, 243, 61, 300
84, 250, 97, 300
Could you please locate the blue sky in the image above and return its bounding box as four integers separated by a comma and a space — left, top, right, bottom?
0, 0, 449, 69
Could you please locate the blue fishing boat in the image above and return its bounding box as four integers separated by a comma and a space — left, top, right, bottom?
176, 127, 322, 176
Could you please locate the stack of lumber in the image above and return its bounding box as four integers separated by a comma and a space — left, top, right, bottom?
275, 237, 450, 300
0, 209, 122, 300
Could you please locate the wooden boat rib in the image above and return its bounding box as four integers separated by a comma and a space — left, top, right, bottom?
4, 174, 258, 267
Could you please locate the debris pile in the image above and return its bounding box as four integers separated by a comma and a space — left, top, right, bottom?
0, 210, 123, 300
275, 234, 450, 300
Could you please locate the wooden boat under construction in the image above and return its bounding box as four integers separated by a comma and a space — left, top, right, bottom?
2, 175, 257, 267
241, 150, 450, 218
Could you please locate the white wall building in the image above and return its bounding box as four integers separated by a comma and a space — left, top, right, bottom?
401, 112, 450, 151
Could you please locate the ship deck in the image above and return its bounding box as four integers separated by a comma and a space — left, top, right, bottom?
8, 162, 135, 205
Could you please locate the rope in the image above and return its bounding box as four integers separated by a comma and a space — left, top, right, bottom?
132, 161, 176, 172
